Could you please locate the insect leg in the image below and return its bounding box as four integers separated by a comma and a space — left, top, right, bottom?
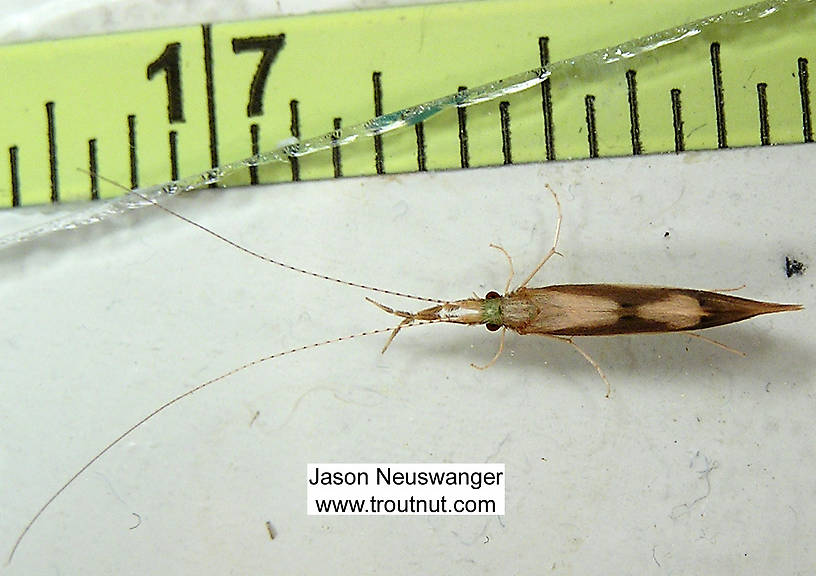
471, 327, 507, 370
487, 244, 515, 293
708, 284, 746, 293
545, 334, 611, 398
365, 297, 414, 319
380, 317, 414, 353
683, 331, 746, 356
517, 184, 562, 289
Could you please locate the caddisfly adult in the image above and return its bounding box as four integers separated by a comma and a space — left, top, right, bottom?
365, 187, 801, 391
7, 182, 801, 563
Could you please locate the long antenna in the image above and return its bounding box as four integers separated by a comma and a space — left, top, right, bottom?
89, 171, 447, 304
8, 320, 439, 563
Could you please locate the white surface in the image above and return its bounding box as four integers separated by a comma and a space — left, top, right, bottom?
1, 1, 815, 575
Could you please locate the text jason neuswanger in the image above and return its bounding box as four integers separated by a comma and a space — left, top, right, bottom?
309, 466, 504, 489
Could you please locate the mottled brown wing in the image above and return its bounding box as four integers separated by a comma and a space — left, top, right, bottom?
505, 285, 801, 336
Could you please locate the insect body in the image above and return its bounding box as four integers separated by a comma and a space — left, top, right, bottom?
374, 284, 801, 338
368, 187, 802, 390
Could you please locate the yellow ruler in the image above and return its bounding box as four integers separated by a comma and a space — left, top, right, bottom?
0, 0, 813, 207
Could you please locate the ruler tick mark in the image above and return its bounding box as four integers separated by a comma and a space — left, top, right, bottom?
169, 130, 179, 181
332, 117, 343, 178
8, 146, 19, 207
249, 124, 260, 185
88, 139, 98, 200
710, 42, 727, 149
289, 100, 300, 182
756, 82, 770, 146
372, 72, 385, 175
670, 88, 685, 153
499, 101, 512, 165
626, 69, 642, 155
128, 115, 138, 189
798, 57, 812, 143
45, 101, 58, 203
457, 86, 470, 168
538, 36, 555, 161
415, 122, 427, 172
202, 24, 219, 185
584, 94, 598, 158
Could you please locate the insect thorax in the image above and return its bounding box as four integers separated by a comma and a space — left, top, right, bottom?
481, 297, 503, 326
